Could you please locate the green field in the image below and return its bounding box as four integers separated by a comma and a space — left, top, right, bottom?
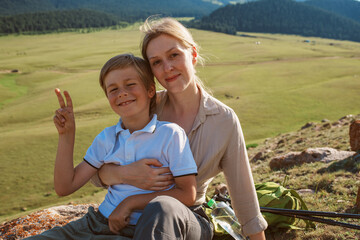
0, 27, 359, 222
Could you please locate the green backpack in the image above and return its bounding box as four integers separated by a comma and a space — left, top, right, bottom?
255, 182, 315, 230
206, 182, 315, 238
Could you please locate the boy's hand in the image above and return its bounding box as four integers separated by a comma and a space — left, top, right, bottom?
108, 200, 132, 234
53, 88, 75, 135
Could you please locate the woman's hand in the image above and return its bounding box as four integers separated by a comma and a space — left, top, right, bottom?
249, 231, 266, 240
98, 158, 174, 190
53, 88, 75, 136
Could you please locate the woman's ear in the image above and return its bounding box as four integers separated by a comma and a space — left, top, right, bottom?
192, 46, 197, 65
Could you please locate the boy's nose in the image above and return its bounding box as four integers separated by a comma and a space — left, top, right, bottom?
118, 89, 128, 98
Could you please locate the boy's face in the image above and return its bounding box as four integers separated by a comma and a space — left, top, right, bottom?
104, 66, 154, 120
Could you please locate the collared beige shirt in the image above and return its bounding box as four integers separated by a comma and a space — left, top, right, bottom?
156, 89, 268, 236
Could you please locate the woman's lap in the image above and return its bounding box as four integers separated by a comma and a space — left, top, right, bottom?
134, 196, 213, 240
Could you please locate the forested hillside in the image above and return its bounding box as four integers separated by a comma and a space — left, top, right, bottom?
190, 0, 360, 42
0, 0, 218, 19
304, 0, 360, 23
0, 10, 122, 34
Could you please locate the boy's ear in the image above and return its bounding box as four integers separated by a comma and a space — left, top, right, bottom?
148, 85, 156, 98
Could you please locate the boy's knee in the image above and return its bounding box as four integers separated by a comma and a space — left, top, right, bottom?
146, 196, 182, 215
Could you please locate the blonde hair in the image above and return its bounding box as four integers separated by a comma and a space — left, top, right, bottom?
140, 17, 206, 89
99, 54, 156, 115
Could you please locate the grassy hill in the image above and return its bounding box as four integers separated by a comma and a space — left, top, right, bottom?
0, 26, 359, 236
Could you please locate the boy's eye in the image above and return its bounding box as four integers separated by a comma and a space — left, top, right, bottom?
108, 87, 117, 93
127, 83, 136, 87
152, 60, 160, 66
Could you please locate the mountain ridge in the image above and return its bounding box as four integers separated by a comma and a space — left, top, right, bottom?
190, 0, 360, 42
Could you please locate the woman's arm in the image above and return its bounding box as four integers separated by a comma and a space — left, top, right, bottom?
96, 159, 174, 190
108, 174, 196, 234
221, 110, 268, 237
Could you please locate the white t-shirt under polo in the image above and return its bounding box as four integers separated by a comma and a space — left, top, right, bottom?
84, 114, 197, 225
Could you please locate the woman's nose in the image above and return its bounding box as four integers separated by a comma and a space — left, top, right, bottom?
163, 61, 173, 72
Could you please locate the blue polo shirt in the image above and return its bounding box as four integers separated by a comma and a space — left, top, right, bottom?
84, 114, 197, 225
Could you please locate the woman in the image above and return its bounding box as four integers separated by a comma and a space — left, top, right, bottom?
95, 17, 267, 239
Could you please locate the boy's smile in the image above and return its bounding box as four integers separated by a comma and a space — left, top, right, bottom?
104, 67, 154, 128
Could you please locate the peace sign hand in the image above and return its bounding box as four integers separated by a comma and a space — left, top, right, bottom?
53, 88, 75, 135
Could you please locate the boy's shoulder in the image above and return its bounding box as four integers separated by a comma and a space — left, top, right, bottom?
93, 123, 118, 143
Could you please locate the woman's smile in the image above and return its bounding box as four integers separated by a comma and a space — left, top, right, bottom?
165, 73, 181, 82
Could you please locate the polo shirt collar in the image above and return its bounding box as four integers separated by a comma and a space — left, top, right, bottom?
115, 114, 158, 135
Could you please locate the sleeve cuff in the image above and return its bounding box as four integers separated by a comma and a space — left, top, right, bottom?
242, 213, 268, 237
173, 172, 198, 178
83, 158, 99, 169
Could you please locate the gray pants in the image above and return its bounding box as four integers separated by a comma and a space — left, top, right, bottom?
26, 196, 213, 240
133, 196, 213, 240
24, 206, 133, 240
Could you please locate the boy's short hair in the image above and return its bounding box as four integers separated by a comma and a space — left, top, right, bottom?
99, 54, 156, 115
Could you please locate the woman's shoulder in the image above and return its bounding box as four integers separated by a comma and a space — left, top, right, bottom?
202, 91, 238, 122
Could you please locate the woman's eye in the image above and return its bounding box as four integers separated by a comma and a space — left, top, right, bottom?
170, 53, 178, 58
127, 83, 136, 87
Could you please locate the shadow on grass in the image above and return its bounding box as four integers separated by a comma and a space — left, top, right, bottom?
317, 152, 360, 174
265, 228, 298, 240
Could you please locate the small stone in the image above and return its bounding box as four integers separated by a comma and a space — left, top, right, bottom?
297, 189, 315, 195
301, 122, 315, 130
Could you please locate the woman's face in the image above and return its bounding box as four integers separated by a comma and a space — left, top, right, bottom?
146, 34, 197, 94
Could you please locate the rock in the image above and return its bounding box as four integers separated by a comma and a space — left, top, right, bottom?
301, 122, 315, 130
0, 204, 98, 239
332, 121, 340, 126
269, 147, 356, 169
340, 115, 354, 121
214, 183, 228, 196
350, 120, 360, 152
321, 119, 330, 123
297, 189, 315, 195
11, 69, 19, 73
251, 151, 263, 162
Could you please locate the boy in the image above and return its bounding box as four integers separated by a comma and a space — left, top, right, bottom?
27, 54, 197, 239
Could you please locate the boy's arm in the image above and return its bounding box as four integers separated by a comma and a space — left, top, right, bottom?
53, 89, 97, 196
108, 174, 196, 234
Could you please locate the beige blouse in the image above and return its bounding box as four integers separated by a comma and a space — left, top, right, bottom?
156, 89, 268, 236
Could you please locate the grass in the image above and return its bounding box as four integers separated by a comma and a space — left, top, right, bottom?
242, 116, 360, 239
0, 27, 360, 239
